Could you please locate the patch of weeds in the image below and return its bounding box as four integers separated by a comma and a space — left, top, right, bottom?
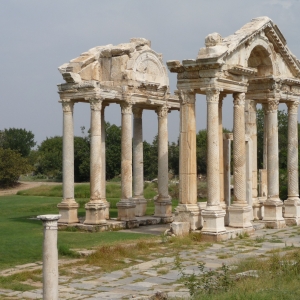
269, 238, 283, 243
217, 253, 233, 259
157, 268, 169, 275
237, 232, 250, 239
255, 235, 266, 243
58, 245, 81, 258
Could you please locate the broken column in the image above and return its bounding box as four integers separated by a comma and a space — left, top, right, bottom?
154, 105, 172, 221
132, 107, 147, 216
57, 100, 79, 224
263, 99, 285, 228
228, 93, 252, 228
284, 101, 300, 225
84, 97, 107, 225
37, 214, 60, 300
201, 89, 226, 235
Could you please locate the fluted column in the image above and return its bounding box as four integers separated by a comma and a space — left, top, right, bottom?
57, 100, 79, 224
154, 105, 172, 221
117, 101, 136, 221
84, 98, 106, 225
284, 101, 300, 225
174, 90, 200, 230
201, 89, 226, 234
228, 93, 252, 228
132, 107, 147, 217
263, 99, 285, 228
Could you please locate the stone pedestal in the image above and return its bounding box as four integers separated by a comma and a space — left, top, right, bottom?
202, 89, 226, 235
174, 204, 201, 230
284, 101, 300, 225
58, 100, 79, 224
263, 99, 285, 228
37, 214, 60, 300
84, 98, 107, 225
229, 93, 253, 228
117, 101, 136, 221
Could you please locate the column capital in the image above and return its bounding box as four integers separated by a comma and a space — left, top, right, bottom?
287, 101, 299, 114
121, 101, 132, 114
206, 88, 221, 103
88, 97, 102, 111
267, 99, 279, 113
132, 107, 143, 118
37, 214, 60, 230
233, 92, 245, 107
61, 99, 74, 112
179, 89, 195, 104
247, 99, 257, 112
156, 105, 169, 118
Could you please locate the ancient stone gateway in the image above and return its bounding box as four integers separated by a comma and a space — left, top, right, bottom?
57, 38, 179, 226
167, 17, 300, 239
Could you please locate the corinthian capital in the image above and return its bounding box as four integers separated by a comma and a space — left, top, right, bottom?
156, 105, 169, 118
132, 107, 143, 119
233, 93, 245, 107
88, 97, 102, 111
179, 89, 195, 104
61, 100, 74, 113
206, 89, 221, 103
267, 99, 279, 113
287, 101, 299, 114
120, 101, 132, 114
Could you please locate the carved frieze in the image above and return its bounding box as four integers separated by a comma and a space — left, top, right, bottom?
177, 71, 199, 80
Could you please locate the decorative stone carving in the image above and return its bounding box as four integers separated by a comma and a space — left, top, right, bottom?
179, 89, 195, 104
206, 89, 221, 103
156, 105, 169, 118
120, 101, 132, 114
267, 99, 279, 113
89, 98, 102, 111
132, 107, 143, 118
205, 32, 223, 47
233, 92, 245, 107
287, 101, 299, 114
61, 100, 74, 112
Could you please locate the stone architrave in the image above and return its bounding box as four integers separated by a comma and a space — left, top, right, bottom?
154, 105, 172, 222
284, 101, 300, 225
228, 93, 253, 228
117, 101, 136, 221
37, 214, 61, 300
263, 99, 285, 228
174, 90, 200, 230
101, 105, 110, 219
245, 100, 261, 220
201, 89, 226, 234
132, 107, 147, 217
57, 100, 79, 224
84, 98, 107, 225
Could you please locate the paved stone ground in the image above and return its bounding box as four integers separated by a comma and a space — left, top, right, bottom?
1, 224, 300, 299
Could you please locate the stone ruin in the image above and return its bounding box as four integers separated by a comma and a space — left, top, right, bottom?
57, 17, 300, 240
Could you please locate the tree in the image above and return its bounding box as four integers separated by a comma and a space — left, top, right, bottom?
169, 140, 179, 176
196, 130, 207, 175
0, 148, 33, 187
0, 128, 36, 157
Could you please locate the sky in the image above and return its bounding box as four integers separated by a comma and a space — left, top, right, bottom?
1, 0, 300, 146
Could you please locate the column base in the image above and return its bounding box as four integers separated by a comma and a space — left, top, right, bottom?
284, 198, 300, 226
174, 204, 201, 230
132, 197, 147, 217
154, 195, 172, 218
84, 201, 107, 225
57, 199, 79, 224
253, 197, 263, 221
263, 199, 285, 229
228, 204, 253, 228
220, 202, 230, 226
101, 198, 110, 219
201, 206, 226, 234
117, 199, 136, 221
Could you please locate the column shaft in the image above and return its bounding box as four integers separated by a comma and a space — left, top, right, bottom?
219, 97, 225, 206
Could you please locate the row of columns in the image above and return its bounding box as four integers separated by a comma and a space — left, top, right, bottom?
58, 97, 173, 225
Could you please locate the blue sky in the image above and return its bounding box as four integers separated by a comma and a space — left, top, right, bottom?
1, 0, 300, 145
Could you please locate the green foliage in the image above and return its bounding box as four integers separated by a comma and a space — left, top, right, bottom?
0, 148, 33, 187
58, 244, 80, 258
196, 130, 207, 175
143, 136, 158, 180
0, 128, 36, 157
169, 140, 179, 175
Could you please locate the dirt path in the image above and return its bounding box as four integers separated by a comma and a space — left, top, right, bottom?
0, 181, 62, 197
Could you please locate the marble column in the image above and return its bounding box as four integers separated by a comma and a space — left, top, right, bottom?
37, 214, 60, 300
84, 98, 107, 225
101, 105, 110, 219
57, 100, 79, 224
117, 101, 136, 221
202, 89, 226, 234
284, 101, 300, 225
175, 90, 200, 230
228, 93, 252, 228
219, 96, 225, 208
245, 100, 261, 220
154, 105, 172, 221
263, 99, 285, 228
132, 107, 147, 217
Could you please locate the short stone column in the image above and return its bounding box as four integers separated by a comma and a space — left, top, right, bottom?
132, 107, 147, 216
284, 101, 300, 225
117, 101, 136, 221
101, 105, 110, 219
228, 93, 252, 228
202, 89, 226, 235
245, 100, 261, 220
84, 98, 107, 225
37, 214, 60, 300
57, 100, 79, 224
154, 105, 172, 222
263, 99, 285, 228
175, 90, 200, 230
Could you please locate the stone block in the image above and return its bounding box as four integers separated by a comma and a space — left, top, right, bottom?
57, 200, 79, 224
117, 200, 136, 221
171, 222, 190, 236
84, 202, 107, 225
228, 205, 253, 228
133, 198, 147, 217
154, 200, 172, 218
201, 208, 226, 233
